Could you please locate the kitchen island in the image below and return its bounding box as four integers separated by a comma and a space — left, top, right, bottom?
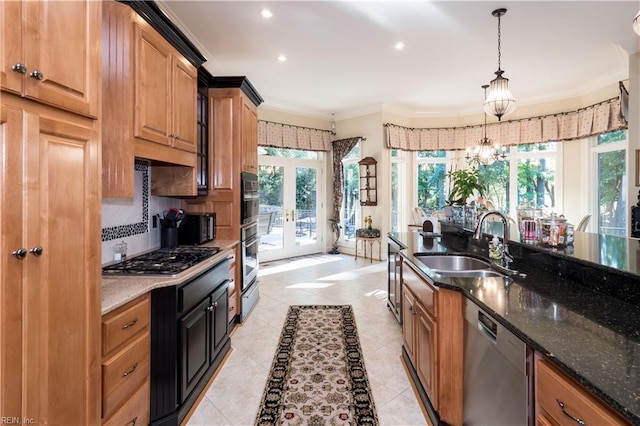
390, 225, 640, 425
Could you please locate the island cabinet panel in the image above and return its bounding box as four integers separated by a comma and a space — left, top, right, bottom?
0, 99, 101, 426
535, 353, 631, 426
401, 261, 463, 426
1, 0, 100, 118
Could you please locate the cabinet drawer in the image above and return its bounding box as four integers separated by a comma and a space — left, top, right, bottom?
102, 380, 149, 426
103, 294, 150, 356
536, 358, 629, 425
228, 292, 238, 323
102, 331, 150, 419
403, 263, 437, 317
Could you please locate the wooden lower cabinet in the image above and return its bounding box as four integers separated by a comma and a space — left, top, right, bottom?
534, 353, 630, 426
403, 285, 438, 409
401, 262, 463, 426
102, 294, 151, 425
0, 97, 101, 425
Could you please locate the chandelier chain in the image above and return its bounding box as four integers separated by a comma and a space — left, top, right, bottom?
496, 13, 502, 71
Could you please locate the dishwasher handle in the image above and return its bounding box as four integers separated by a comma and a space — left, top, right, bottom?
478, 310, 498, 342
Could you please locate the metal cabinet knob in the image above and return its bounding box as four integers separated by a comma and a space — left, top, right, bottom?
12, 248, 27, 259
174, 135, 181, 141
29, 70, 43, 80
29, 246, 43, 256
11, 63, 27, 74
169, 133, 175, 138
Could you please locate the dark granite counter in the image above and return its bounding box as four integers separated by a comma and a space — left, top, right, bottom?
388, 230, 640, 425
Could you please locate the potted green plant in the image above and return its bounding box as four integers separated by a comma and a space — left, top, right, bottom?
445, 165, 487, 223
446, 165, 486, 206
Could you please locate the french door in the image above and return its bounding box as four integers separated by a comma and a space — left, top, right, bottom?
258, 157, 324, 262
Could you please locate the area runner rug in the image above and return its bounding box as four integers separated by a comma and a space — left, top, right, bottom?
255, 305, 379, 426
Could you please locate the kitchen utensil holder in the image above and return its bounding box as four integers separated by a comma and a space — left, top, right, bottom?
161, 227, 178, 249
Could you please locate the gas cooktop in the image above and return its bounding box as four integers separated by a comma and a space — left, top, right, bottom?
102, 246, 221, 276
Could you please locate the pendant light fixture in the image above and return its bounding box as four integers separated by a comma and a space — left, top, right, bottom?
468, 85, 507, 166
634, 10, 640, 36
484, 8, 516, 121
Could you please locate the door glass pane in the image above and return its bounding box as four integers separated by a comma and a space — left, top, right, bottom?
598, 149, 626, 236
295, 167, 317, 246
391, 162, 398, 231
342, 163, 359, 241
258, 165, 284, 250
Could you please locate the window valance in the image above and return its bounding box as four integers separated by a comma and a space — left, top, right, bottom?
385, 96, 627, 151
258, 120, 334, 151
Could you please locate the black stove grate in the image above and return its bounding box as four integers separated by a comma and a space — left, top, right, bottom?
102, 246, 221, 275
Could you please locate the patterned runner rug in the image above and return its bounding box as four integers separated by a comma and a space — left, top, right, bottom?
255, 305, 379, 426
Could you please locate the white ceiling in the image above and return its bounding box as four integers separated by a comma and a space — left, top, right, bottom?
158, 1, 639, 120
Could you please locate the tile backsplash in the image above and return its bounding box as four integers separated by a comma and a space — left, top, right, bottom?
101, 161, 177, 265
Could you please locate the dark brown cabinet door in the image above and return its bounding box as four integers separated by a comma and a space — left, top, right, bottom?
210, 287, 229, 360
179, 297, 210, 402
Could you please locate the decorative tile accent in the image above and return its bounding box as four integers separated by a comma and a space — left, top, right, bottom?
101, 160, 149, 242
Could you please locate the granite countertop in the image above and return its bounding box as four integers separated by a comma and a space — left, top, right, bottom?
101, 239, 239, 315
389, 231, 640, 425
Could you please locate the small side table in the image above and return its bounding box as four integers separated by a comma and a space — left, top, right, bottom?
355, 228, 381, 263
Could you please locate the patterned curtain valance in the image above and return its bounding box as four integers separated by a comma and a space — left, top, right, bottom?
385, 96, 627, 151
258, 120, 334, 151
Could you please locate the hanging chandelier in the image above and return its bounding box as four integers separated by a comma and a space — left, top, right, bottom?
468, 85, 507, 166
484, 8, 516, 121
634, 10, 640, 36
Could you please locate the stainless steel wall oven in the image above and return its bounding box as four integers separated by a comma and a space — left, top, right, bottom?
241, 223, 259, 290
241, 172, 259, 225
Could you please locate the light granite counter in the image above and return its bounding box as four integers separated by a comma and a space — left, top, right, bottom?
101, 239, 239, 315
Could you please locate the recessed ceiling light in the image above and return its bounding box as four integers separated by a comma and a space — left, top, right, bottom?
395, 42, 405, 51
260, 8, 273, 19
277, 54, 287, 62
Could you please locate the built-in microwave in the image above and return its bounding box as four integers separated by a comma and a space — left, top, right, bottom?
241, 172, 259, 224
178, 213, 215, 245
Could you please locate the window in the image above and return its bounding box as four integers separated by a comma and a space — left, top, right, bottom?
411, 142, 561, 222
391, 149, 407, 232
592, 130, 627, 236
515, 143, 559, 212
258, 147, 318, 159
478, 153, 510, 214
416, 150, 447, 212
341, 145, 360, 241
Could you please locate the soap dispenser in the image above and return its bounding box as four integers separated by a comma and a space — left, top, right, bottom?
489, 236, 504, 260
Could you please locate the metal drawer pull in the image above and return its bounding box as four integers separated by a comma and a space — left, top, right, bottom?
11, 63, 27, 74
121, 318, 138, 330
12, 248, 27, 259
122, 363, 138, 377
29, 70, 43, 80
556, 399, 587, 426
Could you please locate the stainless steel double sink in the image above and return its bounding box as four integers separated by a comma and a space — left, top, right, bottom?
414, 254, 504, 278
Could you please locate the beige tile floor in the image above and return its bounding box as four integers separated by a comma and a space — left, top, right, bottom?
187, 254, 428, 426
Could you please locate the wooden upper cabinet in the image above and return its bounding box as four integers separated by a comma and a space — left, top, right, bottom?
134, 22, 197, 152
172, 58, 198, 152
241, 98, 258, 173
0, 0, 99, 118
102, 1, 197, 197
134, 23, 172, 146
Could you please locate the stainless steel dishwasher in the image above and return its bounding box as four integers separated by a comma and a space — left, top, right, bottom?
463, 298, 532, 425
